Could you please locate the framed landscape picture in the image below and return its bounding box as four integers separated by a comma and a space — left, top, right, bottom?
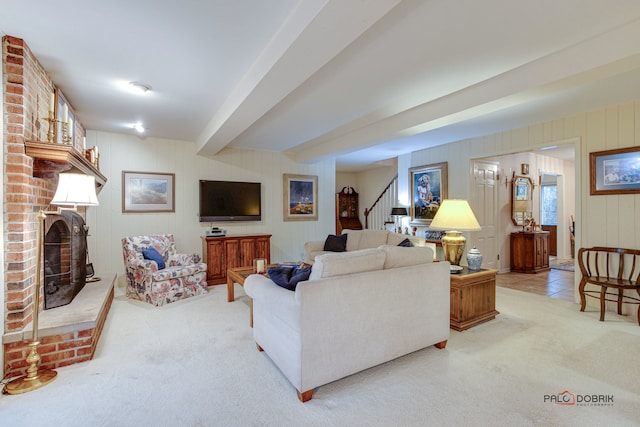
283, 174, 318, 221
409, 162, 448, 225
590, 146, 640, 195
122, 171, 175, 213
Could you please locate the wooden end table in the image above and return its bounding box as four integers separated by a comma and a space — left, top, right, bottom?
449, 267, 499, 331
227, 265, 276, 327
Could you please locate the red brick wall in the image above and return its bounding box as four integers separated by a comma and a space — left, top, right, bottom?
4, 286, 114, 377
3, 35, 57, 333
3, 36, 101, 379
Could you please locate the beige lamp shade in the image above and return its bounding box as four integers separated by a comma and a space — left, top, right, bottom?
51, 173, 99, 207
429, 199, 481, 231
429, 199, 480, 266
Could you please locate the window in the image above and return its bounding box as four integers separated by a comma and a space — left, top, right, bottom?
540, 183, 557, 226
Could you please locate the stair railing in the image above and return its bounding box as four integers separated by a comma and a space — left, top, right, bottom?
364, 174, 398, 230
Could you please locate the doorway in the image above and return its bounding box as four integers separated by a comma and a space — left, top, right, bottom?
472, 143, 576, 273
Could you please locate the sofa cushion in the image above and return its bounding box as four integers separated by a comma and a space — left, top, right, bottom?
379, 245, 433, 269
386, 232, 407, 246
310, 248, 386, 280
357, 230, 390, 249
142, 247, 165, 270
323, 234, 348, 252
342, 229, 362, 252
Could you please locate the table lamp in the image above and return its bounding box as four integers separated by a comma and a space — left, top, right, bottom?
428, 199, 481, 266
3, 173, 99, 395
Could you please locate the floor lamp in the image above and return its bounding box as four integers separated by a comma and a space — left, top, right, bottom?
428, 199, 481, 266
3, 173, 99, 395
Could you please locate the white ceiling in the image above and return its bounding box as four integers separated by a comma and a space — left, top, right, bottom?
2, 0, 640, 171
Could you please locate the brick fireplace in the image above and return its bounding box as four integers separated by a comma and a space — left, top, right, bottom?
2, 36, 112, 379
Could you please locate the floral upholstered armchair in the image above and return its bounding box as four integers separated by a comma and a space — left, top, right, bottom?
122, 234, 208, 306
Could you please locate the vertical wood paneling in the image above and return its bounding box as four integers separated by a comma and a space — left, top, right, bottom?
87, 131, 334, 275
618, 102, 635, 148
401, 97, 640, 276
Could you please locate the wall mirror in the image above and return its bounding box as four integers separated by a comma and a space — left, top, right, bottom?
512, 175, 533, 226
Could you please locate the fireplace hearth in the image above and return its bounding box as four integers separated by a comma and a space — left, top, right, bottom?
44, 211, 88, 309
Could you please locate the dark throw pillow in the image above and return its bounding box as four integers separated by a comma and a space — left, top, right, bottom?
142, 247, 165, 270
323, 234, 347, 252
398, 238, 414, 247
268, 265, 312, 291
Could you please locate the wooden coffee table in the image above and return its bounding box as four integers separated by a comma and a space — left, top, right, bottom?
227, 265, 275, 327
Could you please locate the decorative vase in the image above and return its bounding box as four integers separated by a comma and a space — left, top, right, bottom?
466, 246, 483, 271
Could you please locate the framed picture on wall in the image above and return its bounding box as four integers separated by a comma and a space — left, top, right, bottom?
283, 174, 318, 221
409, 162, 448, 225
589, 146, 640, 195
122, 171, 175, 213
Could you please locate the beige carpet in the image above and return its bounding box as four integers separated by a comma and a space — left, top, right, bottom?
2, 278, 639, 426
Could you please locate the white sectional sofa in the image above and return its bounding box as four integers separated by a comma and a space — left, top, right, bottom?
304, 229, 437, 263
244, 245, 450, 402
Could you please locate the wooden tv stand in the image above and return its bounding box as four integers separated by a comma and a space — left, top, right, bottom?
201, 234, 271, 285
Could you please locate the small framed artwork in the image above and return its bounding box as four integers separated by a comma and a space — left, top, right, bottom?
409, 162, 448, 225
589, 146, 640, 195
122, 171, 175, 213
283, 174, 318, 221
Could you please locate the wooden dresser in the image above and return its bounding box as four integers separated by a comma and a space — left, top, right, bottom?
201, 234, 271, 285
510, 231, 550, 273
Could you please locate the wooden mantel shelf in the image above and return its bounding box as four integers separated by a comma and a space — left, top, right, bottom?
25, 141, 107, 190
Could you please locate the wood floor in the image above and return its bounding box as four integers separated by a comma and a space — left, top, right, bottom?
495, 258, 575, 302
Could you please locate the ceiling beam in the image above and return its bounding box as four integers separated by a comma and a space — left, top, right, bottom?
290, 18, 640, 163
196, 0, 402, 157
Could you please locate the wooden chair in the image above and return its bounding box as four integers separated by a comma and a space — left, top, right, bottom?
577, 247, 640, 325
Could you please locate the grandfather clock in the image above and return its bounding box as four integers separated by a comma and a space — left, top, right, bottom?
336, 186, 363, 234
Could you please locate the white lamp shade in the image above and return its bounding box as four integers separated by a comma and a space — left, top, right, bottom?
428, 199, 481, 231
51, 173, 99, 206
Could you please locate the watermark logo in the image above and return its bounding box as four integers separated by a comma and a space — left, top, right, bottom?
544, 390, 614, 407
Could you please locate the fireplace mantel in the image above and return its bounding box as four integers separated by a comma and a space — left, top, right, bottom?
25, 141, 107, 191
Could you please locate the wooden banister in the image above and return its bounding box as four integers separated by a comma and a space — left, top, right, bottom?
364, 174, 398, 229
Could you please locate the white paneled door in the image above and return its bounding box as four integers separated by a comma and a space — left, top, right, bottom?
470, 161, 499, 270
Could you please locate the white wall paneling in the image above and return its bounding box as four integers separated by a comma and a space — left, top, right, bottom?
87, 131, 335, 276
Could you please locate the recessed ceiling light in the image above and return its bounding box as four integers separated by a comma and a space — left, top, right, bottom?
128, 82, 152, 94
133, 123, 146, 133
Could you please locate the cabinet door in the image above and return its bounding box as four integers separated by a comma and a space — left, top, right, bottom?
255, 237, 271, 262
225, 240, 242, 269
205, 240, 225, 282
239, 238, 256, 267
536, 234, 549, 268
511, 234, 534, 270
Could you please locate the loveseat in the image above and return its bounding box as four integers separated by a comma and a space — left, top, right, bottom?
304, 229, 436, 263
122, 234, 208, 307
244, 245, 450, 402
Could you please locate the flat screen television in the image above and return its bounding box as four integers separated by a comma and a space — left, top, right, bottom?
198, 180, 261, 222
